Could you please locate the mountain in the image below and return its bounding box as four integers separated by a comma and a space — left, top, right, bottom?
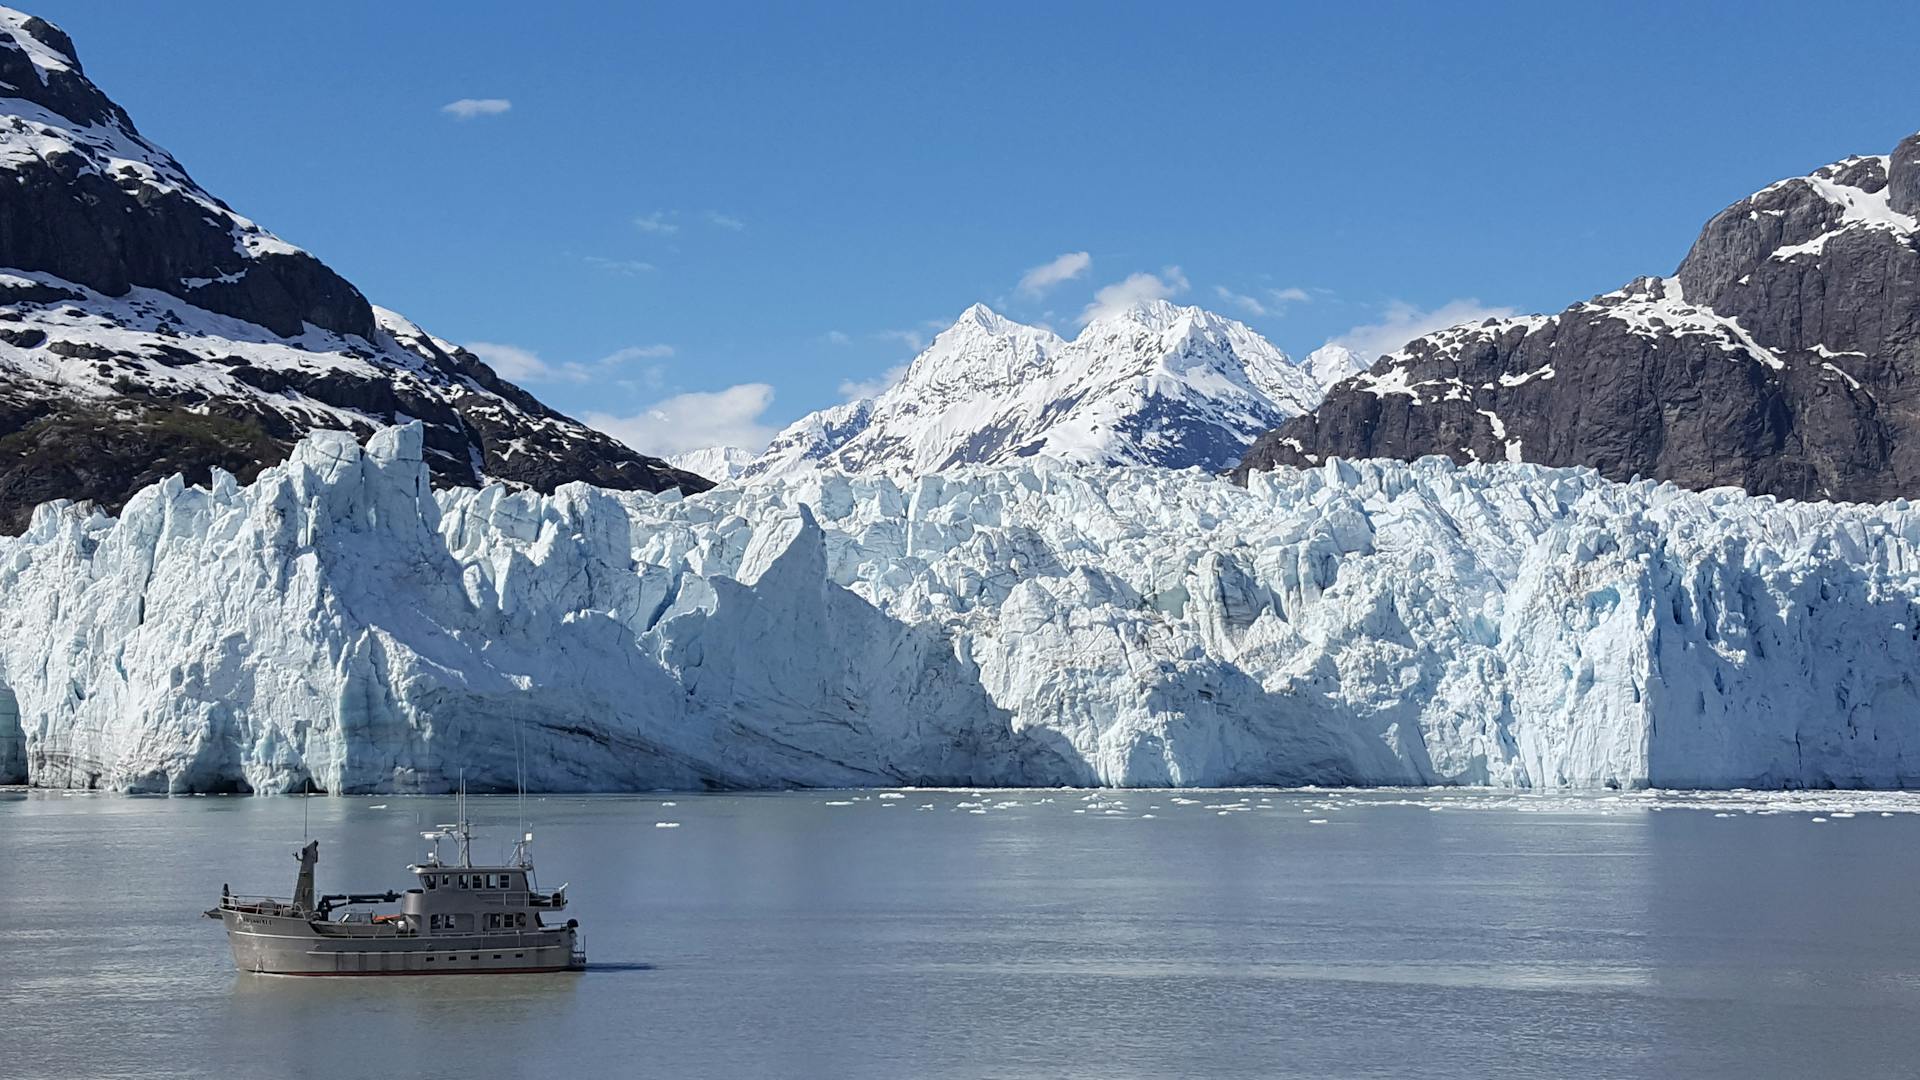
0, 8, 706, 533
731, 300, 1324, 479
7, 423, 1919, 792
667, 445, 755, 482
1302, 343, 1369, 388
1238, 132, 1920, 502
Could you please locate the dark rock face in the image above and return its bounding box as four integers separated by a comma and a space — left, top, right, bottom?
0, 11, 707, 533
1239, 135, 1920, 504
0, 14, 373, 339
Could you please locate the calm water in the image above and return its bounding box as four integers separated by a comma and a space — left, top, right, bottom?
5, 787, 1920, 1079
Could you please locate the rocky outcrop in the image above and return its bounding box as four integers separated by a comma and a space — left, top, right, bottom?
1239, 133, 1920, 503
0, 8, 707, 533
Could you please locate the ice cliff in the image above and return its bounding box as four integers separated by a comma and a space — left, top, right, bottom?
2, 424, 1917, 793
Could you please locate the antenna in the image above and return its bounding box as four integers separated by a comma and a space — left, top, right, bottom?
454, 768, 473, 868
515, 719, 527, 846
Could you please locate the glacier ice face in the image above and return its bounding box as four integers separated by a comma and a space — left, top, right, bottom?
1, 424, 1917, 793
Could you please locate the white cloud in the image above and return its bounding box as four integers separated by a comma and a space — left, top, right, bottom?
705, 211, 747, 231
875, 328, 928, 352
1269, 286, 1311, 305
633, 211, 679, 235
822, 330, 852, 346
1016, 251, 1091, 299
601, 344, 675, 363
838, 363, 910, 401
465, 341, 587, 383
584, 256, 656, 276
1327, 299, 1517, 364
587, 383, 778, 456
441, 98, 511, 120
1212, 285, 1267, 317
1080, 266, 1189, 324
465, 341, 675, 384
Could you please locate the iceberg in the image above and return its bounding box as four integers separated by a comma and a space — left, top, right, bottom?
1, 424, 1916, 794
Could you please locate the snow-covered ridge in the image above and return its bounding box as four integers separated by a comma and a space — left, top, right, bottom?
0, 8, 702, 531
3, 424, 1917, 794
667, 445, 755, 482
1757, 155, 1917, 261
0, 10, 299, 264
733, 299, 1328, 480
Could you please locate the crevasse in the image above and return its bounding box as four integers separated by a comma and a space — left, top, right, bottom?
1, 424, 1916, 794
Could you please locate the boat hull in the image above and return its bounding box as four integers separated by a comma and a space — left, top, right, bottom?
220, 910, 583, 976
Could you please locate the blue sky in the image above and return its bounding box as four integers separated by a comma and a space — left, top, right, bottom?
27, 1, 1920, 455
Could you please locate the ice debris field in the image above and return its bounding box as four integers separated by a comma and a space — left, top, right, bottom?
2, 423, 1918, 794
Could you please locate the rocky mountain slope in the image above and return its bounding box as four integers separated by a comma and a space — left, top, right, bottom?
716, 300, 1327, 481
1239, 132, 1920, 503
4, 423, 1917, 792
0, 8, 706, 533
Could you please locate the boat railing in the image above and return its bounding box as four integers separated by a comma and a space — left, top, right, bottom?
218, 894, 302, 917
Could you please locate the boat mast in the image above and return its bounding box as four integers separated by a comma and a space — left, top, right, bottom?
455, 769, 473, 868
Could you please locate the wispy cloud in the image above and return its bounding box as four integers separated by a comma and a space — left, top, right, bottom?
633, 211, 680, 235
875, 328, 928, 352
822, 330, 852, 345
1212, 284, 1313, 319
1080, 266, 1189, 324
1327, 298, 1516, 363
465, 341, 675, 384
601, 344, 675, 363
705, 211, 747, 231
441, 98, 511, 120
839, 363, 910, 401
584, 256, 657, 276
1016, 251, 1091, 299
1212, 285, 1268, 318
587, 383, 778, 456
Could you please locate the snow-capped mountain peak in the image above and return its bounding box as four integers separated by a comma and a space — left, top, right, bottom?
1302, 343, 1370, 389
728, 299, 1331, 481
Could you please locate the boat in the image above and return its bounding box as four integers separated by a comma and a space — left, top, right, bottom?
206, 791, 585, 976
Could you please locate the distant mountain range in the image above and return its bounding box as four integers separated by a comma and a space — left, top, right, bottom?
1238, 131, 1920, 503
0, 8, 706, 533
677, 300, 1358, 482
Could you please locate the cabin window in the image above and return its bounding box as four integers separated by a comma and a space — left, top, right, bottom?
486, 873, 498, 888
459, 874, 469, 888
504, 874, 518, 889
425, 876, 436, 890
516, 913, 526, 927
441, 874, 450, 887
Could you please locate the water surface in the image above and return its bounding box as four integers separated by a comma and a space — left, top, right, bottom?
4, 788, 1919, 1079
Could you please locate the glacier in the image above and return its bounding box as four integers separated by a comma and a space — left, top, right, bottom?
1, 423, 1917, 794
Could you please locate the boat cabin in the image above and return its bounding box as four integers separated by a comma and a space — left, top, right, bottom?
398, 862, 566, 935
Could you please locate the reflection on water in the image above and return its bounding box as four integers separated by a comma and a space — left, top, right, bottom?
6, 788, 1920, 1080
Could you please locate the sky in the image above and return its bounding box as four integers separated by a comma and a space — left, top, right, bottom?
24, 1, 1920, 456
